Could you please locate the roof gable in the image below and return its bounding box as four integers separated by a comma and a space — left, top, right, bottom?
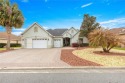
62, 27, 78, 36
21, 22, 52, 37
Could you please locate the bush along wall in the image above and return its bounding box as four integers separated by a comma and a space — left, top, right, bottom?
79, 43, 89, 47
0, 43, 21, 48
72, 43, 89, 47
0, 43, 6, 48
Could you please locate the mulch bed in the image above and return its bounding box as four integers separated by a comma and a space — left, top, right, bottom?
93, 51, 125, 56
61, 49, 101, 66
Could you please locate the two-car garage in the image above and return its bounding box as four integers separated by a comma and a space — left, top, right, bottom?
21, 23, 63, 49
23, 38, 62, 48
24, 38, 48, 48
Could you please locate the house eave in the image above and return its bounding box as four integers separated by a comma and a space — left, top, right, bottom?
53, 36, 63, 38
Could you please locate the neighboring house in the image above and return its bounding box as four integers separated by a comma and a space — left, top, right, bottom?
110, 27, 125, 47
0, 32, 21, 44
21, 23, 88, 48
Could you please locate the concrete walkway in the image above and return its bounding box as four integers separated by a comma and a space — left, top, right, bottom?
0, 48, 70, 68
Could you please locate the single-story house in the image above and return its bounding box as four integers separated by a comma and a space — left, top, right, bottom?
21, 23, 89, 48
110, 27, 125, 47
0, 32, 21, 44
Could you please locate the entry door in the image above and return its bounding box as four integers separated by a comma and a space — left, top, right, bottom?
33, 39, 47, 48
54, 39, 61, 47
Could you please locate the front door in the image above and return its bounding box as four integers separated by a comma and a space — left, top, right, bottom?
63, 37, 70, 46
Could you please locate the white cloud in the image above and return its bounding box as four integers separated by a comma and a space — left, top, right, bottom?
12, 28, 26, 36
43, 26, 49, 29
100, 18, 125, 28
81, 3, 93, 8
13, 28, 26, 31
12, 32, 22, 36
22, 0, 29, 3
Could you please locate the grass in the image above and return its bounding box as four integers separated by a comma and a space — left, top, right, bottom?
0, 47, 21, 51
73, 48, 125, 67
114, 47, 125, 50
0, 48, 6, 51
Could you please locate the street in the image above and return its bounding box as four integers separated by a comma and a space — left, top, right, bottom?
0, 68, 125, 83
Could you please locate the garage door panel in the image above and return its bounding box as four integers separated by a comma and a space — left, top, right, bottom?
54, 39, 61, 47
33, 40, 47, 48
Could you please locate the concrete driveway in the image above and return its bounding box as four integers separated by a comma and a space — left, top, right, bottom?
0, 48, 70, 68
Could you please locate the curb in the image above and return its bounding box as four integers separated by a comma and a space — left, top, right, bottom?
1, 66, 125, 70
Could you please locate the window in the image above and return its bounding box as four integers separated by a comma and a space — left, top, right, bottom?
71, 30, 74, 34
66, 33, 68, 36
34, 27, 38, 32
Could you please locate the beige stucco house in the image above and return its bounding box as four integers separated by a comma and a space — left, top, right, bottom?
0, 32, 21, 44
110, 27, 125, 47
21, 23, 88, 48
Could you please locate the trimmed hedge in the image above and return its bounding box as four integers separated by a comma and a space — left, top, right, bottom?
0, 43, 6, 48
10, 43, 21, 47
72, 43, 89, 47
79, 43, 89, 47
0, 43, 21, 48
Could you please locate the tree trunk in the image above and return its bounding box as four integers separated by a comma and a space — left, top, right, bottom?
103, 48, 109, 53
6, 27, 12, 50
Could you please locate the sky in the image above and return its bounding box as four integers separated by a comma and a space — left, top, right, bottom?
0, 0, 125, 35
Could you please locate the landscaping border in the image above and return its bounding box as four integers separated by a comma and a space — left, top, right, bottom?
61, 49, 102, 66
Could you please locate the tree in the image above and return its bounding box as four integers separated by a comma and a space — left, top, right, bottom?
0, 0, 24, 50
79, 14, 100, 37
88, 29, 125, 53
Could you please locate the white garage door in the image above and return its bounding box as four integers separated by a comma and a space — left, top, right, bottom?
33, 39, 47, 48
54, 39, 61, 47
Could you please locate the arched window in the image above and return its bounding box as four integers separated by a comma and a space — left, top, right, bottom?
34, 27, 38, 32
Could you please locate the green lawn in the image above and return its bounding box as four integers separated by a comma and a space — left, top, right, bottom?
114, 47, 125, 50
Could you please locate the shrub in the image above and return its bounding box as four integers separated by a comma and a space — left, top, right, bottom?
0, 43, 6, 48
72, 43, 79, 47
79, 43, 89, 47
0, 43, 21, 48
88, 29, 125, 53
10, 43, 21, 47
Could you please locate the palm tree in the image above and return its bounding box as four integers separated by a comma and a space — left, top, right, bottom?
88, 29, 125, 53
0, 0, 24, 50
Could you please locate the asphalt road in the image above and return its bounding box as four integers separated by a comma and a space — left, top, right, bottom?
0, 73, 124, 83
0, 68, 125, 83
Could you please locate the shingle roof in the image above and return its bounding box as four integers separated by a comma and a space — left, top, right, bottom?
109, 27, 125, 35
47, 29, 68, 36
0, 32, 21, 40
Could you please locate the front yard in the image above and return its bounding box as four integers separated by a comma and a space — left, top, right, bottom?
0, 47, 21, 53
61, 47, 125, 67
